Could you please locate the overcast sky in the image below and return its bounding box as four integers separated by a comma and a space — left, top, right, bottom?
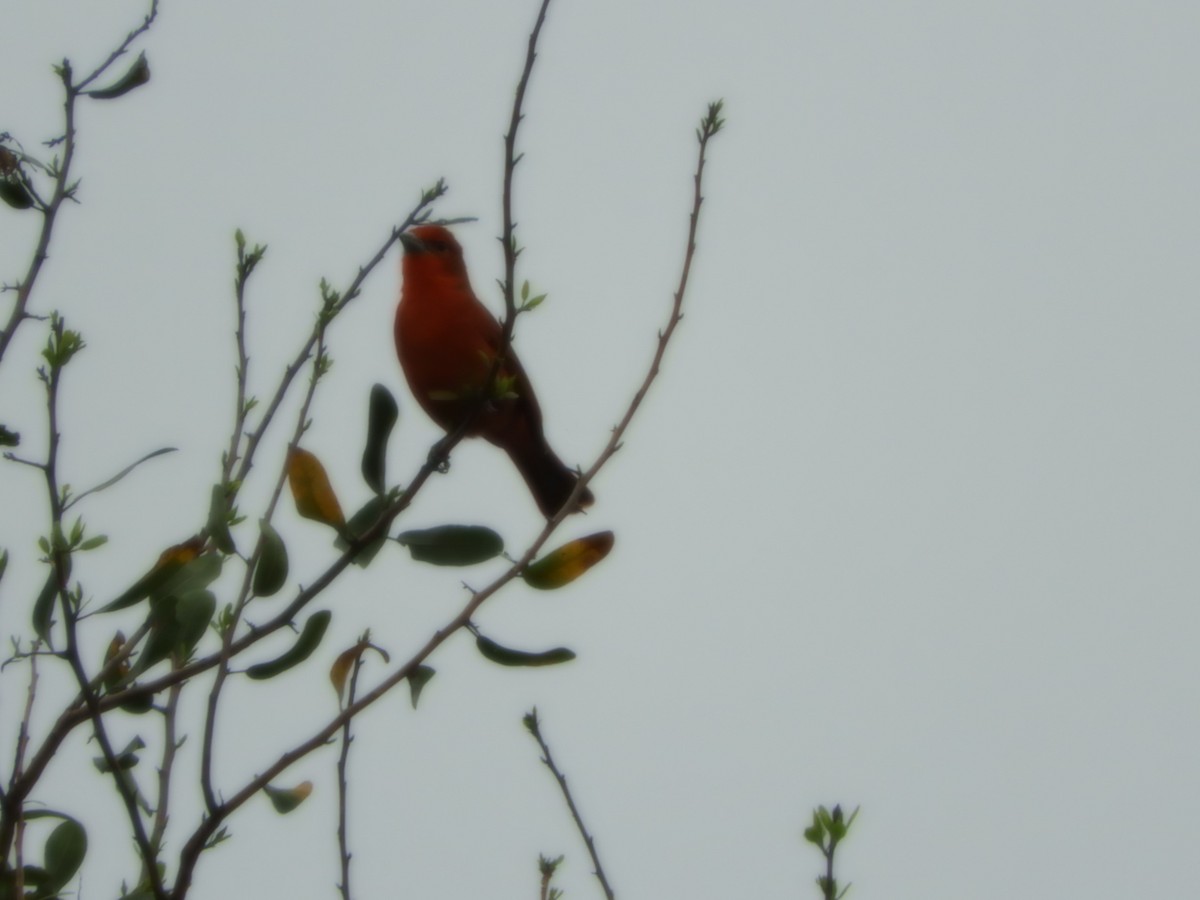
3, 1, 1199, 898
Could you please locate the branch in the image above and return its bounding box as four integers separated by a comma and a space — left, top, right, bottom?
146, 679, 183, 886
336, 640, 369, 900
549, 100, 725, 521
201, 189, 444, 811
10, 99, 726, 894
7, 102, 725, 882
500, 0, 553, 330
524, 709, 615, 900
4, 648, 40, 899
0, 0, 159, 371
41, 336, 167, 898
229, 182, 449, 489
74, 0, 160, 92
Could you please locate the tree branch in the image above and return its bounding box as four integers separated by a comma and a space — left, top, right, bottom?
525, 708, 615, 900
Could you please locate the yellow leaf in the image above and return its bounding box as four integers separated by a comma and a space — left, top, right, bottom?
101, 536, 206, 612
264, 780, 312, 814
287, 448, 345, 529
522, 531, 615, 590
330, 639, 369, 700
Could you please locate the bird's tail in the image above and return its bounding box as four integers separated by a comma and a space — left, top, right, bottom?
505, 436, 594, 518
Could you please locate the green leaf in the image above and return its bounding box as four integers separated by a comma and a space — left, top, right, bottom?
156, 552, 223, 601
245, 610, 332, 680
206, 483, 237, 554
84, 50, 150, 100
78, 535, 108, 551
334, 495, 390, 568
396, 525, 504, 567
264, 781, 312, 814
251, 519, 289, 597
32, 558, 69, 644
475, 635, 576, 668
117, 689, 156, 715
522, 531, 614, 590
0, 178, 34, 210
174, 590, 216, 658
361, 383, 399, 495
0, 548, 7, 587
0, 424, 20, 446
408, 665, 435, 708
99, 537, 209, 612
19, 863, 50, 887
40, 817, 87, 894
134, 591, 213, 674
92, 736, 145, 773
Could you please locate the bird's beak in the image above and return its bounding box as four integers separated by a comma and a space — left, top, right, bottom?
398, 231, 428, 255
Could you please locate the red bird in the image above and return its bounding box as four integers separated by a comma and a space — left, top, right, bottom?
395, 224, 593, 517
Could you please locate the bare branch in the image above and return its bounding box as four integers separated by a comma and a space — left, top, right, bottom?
525, 708, 615, 900
0, 0, 159, 370
336, 637, 370, 900
230, 183, 448, 489
75, 0, 160, 92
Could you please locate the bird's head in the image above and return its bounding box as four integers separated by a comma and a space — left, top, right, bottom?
400, 224, 469, 284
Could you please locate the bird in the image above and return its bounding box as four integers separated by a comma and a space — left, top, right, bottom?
395, 224, 593, 517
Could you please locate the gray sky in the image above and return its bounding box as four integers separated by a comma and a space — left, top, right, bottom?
3, 1, 1199, 897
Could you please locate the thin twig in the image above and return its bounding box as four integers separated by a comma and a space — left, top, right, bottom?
8, 648, 39, 899
525, 709, 615, 899
229, 184, 448, 490
0, 0, 158, 371
201, 184, 444, 812
8, 646, 39, 791
548, 100, 725, 522
146, 679, 182, 885
500, 0, 553, 330
201, 287, 330, 812
74, 0, 160, 92
219, 235, 257, 484
40, 333, 168, 899
336, 641, 368, 900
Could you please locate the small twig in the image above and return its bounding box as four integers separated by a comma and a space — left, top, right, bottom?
201, 187, 431, 809
200, 302, 331, 812
8, 645, 40, 790
525, 709, 614, 899
41, 329, 168, 899
1, 452, 46, 471
230, 183, 447, 489
220, 233, 257, 483
500, 0, 553, 331
7, 647, 40, 899
74, 0, 159, 92
336, 640, 368, 900
546, 100, 725, 524
146, 679, 182, 884
0, 0, 158, 371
